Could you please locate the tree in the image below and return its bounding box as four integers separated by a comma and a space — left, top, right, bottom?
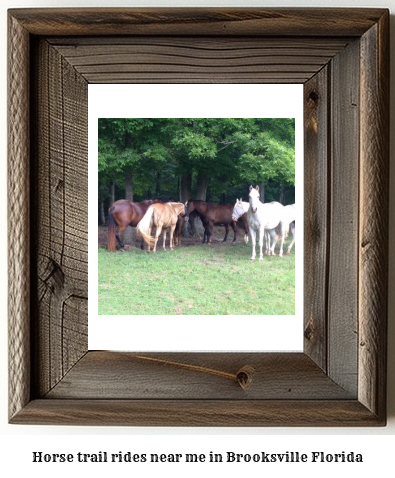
98, 117, 296, 225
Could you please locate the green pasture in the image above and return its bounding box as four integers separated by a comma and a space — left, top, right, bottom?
98, 239, 295, 315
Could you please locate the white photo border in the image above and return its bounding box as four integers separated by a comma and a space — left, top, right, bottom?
88, 84, 304, 352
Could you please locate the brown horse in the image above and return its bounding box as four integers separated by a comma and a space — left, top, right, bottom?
174, 215, 187, 246
107, 199, 164, 252
187, 199, 249, 244
137, 202, 188, 253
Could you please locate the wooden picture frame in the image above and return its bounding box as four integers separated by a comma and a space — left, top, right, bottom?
8, 8, 389, 426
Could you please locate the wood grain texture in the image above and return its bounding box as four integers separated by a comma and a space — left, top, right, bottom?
358, 12, 389, 421
31, 39, 88, 397
7, 8, 389, 426
303, 67, 329, 370
327, 39, 360, 395
46, 352, 353, 400
11, 399, 384, 427
8, 12, 31, 421
8, 8, 387, 37
49, 37, 350, 84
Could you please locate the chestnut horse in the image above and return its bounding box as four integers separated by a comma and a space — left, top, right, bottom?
187, 199, 249, 244
137, 202, 188, 253
107, 199, 165, 252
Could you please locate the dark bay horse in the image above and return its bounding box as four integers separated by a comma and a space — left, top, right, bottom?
108, 199, 164, 251
187, 200, 249, 244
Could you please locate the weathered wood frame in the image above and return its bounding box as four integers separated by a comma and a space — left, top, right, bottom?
8, 8, 389, 426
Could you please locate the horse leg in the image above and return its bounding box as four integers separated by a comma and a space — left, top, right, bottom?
278, 221, 288, 257
264, 230, 270, 255
207, 223, 214, 243
147, 225, 152, 252
163, 230, 167, 250
286, 222, 295, 254
153, 226, 161, 253
222, 224, 229, 242
170, 225, 176, 250
287, 237, 295, 254
202, 221, 209, 244
258, 227, 264, 261
279, 235, 284, 257
231, 222, 237, 243
250, 228, 257, 261
268, 229, 278, 255
116, 225, 126, 250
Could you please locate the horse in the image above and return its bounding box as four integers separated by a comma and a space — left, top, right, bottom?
107, 199, 164, 252
174, 214, 187, 246
231, 199, 250, 243
247, 186, 289, 261
233, 198, 293, 252
264, 204, 296, 255
136, 202, 188, 253
287, 220, 296, 255
187, 199, 249, 244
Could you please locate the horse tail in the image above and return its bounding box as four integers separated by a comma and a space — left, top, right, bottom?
108, 207, 116, 252
136, 207, 155, 248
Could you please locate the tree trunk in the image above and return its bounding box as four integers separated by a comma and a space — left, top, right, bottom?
123, 131, 135, 246
180, 172, 192, 203
99, 193, 106, 226
123, 171, 134, 245
110, 181, 115, 205
125, 171, 133, 201
196, 173, 209, 200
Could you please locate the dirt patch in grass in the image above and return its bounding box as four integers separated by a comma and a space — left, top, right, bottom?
98, 225, 244, 251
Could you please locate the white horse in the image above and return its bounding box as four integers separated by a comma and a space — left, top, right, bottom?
231, 199, 250, 243
247, 186, 289, 261
265, 203, 296, 255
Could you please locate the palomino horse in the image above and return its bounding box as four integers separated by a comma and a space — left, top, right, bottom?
107, 199, 166, 252
247, 186, 288, 261
187, 199, 249, 244
137, 202, 188, 253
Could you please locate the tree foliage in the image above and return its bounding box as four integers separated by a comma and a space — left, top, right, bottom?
98, 117, 295, 220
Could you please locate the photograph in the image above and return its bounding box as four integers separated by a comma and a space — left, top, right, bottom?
97, 117, 296, 316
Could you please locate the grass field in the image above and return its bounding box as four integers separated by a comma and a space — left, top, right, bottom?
98, 234, 295, 315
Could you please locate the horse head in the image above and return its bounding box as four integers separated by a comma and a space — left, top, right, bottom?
232, 198, 245, 221
249, 186, 260, 213
169, 202, 189, 221
186, 199, 196, 214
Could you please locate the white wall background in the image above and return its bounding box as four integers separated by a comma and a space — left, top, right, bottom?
1, 0, 394, 476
